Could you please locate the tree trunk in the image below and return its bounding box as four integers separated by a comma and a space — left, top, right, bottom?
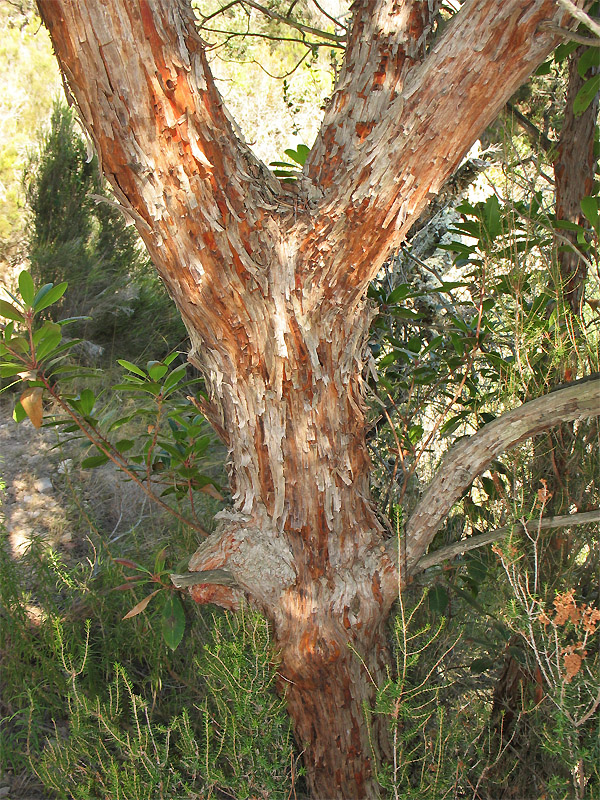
185, 300, 397, 796
555, 44, 599, 317
36, 1, 594, 796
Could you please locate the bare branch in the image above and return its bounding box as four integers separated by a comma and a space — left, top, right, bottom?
415, 510, 600, 572
556, 0, 600, 37
242, 0, 346, 43
170, 568, 238, 588
402, 378, 600, 573
310, 0, 348, 31
202, 26, 344, 48
540, 21, 600, 44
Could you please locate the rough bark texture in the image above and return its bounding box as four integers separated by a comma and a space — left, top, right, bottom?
554, 44, 599, 315
36, 1, 594, 796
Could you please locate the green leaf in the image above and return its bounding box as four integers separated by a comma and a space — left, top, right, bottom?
406, 336, 422, 353
33, 281, 68, 312
18, 271, 35, 307
31, 283, 54, 309
441, 413, 467, 436
117, 359, 146, 378
161, 593, 185, 651
469, 657, 495, 674
33, 321, 61, 345
577, 46, 600, 79
78, 389, 96, 416
81, 453, 110, 469
13, 401, 27, 423
581, 196, 599, 231
480, 475, 497, 499
0, 364, 23, 377
428, 585, 449, 615
163, 352, 179, 366
574, 73, 600, 116
554, 219, 582, 232
386, 283, 411, 304
433, 281, 470, 293
482, 195, 502, 241
270, 160, 300, 169
449, 331, 464, 357
154, 547, 168, 575
390, 308, 423, 320
148, 362, 168, 381
554, 40, 579, 63
114, 439, 134, 453
408, 424, 424, 445
36, 332, 63, 361
0, 299, 24, 322
535, 60, 551, 76
162, 364, 187, 393
284, 144, 310, 165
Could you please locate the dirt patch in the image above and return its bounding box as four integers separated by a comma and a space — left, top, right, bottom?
0, 401, 73, 557
0, 398, 160, 561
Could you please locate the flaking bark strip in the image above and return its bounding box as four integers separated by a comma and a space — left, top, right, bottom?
170, 568, 238, 588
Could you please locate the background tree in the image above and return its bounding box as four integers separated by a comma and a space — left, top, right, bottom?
26, 0, 600, 797
0, 0, 59, 271
25, 101, 186, 356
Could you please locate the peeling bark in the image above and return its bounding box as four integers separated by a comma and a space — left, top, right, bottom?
35, 1, 596, 796
554, 44, 599, 315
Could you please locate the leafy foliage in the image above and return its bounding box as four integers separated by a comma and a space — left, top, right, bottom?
1, 270, 225, 537
23, 101, 186, 356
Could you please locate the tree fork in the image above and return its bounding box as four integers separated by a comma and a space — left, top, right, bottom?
36, 1, 594, 797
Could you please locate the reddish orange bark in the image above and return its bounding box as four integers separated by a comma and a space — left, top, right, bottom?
35, 1, 597, 796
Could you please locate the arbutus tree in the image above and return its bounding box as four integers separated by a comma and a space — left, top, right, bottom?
35, 0, 600, 796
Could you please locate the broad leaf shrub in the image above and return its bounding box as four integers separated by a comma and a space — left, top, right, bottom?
1, 269, 225, 560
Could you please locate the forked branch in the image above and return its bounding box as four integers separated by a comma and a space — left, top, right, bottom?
401, 378, 600, 574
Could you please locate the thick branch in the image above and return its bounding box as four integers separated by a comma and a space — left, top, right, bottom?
307, 0, 440, 182
37, 0, 282, 350
401, 378, 600, 573
301, 0, 576, 301
415, 509, 600, 572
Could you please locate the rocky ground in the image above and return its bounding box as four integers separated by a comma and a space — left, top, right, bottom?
0, 402, 75, 559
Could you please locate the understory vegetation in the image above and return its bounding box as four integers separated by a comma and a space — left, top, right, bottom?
1, 2, 599, 799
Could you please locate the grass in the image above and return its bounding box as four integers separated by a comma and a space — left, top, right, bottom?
0, 470, 297, 799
